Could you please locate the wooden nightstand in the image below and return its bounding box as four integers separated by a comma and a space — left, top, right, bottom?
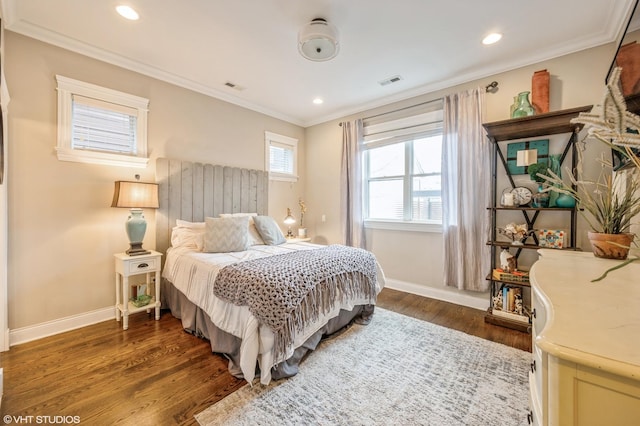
114, 250, 162, 330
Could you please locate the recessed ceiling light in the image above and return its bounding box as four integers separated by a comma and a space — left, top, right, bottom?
482, 33, 502, 45
313, 98, 324, 105
116, 5, 140, 21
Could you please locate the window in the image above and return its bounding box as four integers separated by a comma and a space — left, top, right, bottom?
265, 131, 298, 181
363, 100, 443, 228
56, 75, 149, 168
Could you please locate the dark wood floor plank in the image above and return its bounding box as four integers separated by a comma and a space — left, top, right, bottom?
0, 288, 530, 425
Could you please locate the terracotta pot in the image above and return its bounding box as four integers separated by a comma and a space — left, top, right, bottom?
587, 232, 635, 260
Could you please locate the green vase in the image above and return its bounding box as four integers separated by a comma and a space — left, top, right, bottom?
510, 96, 519, 118
512, 91, 535, 118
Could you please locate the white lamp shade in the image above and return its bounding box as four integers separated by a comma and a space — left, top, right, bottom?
111, 181, 159, 209
284, 207, 296, 225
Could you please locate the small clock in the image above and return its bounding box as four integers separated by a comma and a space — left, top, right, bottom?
511, 186, 533, 206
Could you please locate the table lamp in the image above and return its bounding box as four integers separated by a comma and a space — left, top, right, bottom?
111, 179, 159, 256
283, 208, 296, 238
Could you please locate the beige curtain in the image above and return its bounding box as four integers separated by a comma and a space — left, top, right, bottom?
442, 88, 491, 291
340, 119, 365, 248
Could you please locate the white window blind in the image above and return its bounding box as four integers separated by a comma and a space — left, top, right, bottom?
72, 95, 138, 154
265, 131, 298, 181
269, 142, 294, 175
363, 99, 444, 148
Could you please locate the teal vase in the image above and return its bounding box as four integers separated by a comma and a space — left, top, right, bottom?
512, 92, 535, 118
556, 193, 576, 208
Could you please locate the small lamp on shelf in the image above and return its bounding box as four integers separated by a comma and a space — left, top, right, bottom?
111, 177, 159, 256
283, 208, 296, 238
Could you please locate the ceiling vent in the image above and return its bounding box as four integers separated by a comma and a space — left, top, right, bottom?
298, 18, 339, 62
224, 81, 245, 91
379, 75, 403, 86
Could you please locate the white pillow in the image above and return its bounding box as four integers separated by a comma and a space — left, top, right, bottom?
176, 219, 206, 229
171, 220, 206, 250
203, 216, 250, 253
219, 213, 265, 246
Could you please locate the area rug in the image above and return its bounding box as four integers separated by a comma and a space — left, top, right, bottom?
195, 308, 531, 426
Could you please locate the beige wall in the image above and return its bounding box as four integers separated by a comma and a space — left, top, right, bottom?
5, 32, 305, 330
3, 28, 622, 332
305, 43, 616, 294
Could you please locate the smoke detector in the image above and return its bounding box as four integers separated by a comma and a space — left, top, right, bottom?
298, 18, 339, 62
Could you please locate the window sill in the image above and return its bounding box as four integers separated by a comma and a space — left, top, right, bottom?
56, 148, 149, 168
364, 220, 442, 233
268, 173, 298, 183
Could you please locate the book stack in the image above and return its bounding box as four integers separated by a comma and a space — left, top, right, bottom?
492, 285, 529, 324
492, 268, 530, 283
492, 308, 530, 324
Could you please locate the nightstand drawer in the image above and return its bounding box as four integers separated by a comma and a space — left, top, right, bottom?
128, 257, 158, 273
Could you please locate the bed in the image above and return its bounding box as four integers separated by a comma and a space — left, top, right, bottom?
156, 158, 384, 385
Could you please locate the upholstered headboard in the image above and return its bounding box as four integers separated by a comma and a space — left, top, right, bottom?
155, 158, 269, 255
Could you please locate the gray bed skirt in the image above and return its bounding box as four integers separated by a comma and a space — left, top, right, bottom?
161, 278, 375, 381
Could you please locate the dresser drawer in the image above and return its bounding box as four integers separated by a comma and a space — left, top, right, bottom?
128, 257, 158, 274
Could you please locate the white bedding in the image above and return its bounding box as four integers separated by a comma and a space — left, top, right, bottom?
162, 241, 385, 384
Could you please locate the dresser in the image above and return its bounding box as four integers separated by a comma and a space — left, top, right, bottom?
529, 249, 640, 426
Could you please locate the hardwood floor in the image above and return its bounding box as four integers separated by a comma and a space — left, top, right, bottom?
0, 288, 531, 425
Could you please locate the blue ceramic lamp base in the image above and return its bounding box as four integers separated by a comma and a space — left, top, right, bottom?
125, 208, 150, 256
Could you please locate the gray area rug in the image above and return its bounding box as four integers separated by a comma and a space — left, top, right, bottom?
195, 308, 530, 426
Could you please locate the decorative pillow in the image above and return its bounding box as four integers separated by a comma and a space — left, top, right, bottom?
253, 215, 286, 245
219, 213, 265, 246
171, 220, 206, 250
203, 216, 250, 253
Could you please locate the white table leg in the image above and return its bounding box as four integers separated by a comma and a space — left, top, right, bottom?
154, 269, 161, 320
122, 275, 129, 330
115, 273, 121, 322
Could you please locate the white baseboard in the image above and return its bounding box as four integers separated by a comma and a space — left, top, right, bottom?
6, 281, 487, 346
9, 307, 114, 347
384, 278, 489, 311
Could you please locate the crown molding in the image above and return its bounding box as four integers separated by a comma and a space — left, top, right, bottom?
4, 16, 305, 127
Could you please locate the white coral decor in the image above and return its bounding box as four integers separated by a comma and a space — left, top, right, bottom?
498, 223, 529, 243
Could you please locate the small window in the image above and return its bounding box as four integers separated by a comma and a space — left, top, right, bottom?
56, 75, 150, 168
265, 131, 298, 181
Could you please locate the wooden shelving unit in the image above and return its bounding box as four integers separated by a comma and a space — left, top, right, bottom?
482, 105, 592, 332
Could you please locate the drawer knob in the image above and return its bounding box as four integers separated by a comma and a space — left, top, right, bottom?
137, 263, 149, 268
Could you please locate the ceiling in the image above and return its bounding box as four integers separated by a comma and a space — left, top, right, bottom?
1, 0, 636, 127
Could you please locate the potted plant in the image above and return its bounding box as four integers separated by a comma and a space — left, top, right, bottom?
540, 67, 640, 263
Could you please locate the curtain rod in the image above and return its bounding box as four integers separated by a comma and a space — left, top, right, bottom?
339, 81, 498, 126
